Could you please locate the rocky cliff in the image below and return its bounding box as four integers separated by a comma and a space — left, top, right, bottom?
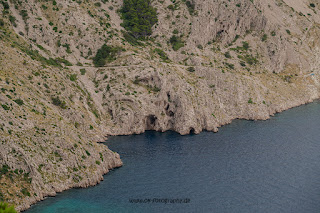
0, 0, 320, 211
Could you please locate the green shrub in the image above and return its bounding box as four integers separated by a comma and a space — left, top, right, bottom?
239, 61, 246, 67
45, 58, 62, 67
242, 41, 249, 50
122, 31, 142, 45
0, 202, 17, 213
173, 29, 179, 34
238, 54, 258, 65
1, 104, 9, 111
93, 44, 121, 67
21, 188, 30, 197
261, 34, 268, 41
147, 85, 161, 92
62, 43, 72, 53
167, 4, 174, 11
154, 48, 170, 62
9, 16, 16, 27
170, 35, 184, 51
56, 58, 72, 66
13, 41, 66, 67
51, 97, 67, 109
0, 165, 9, 176
244, 55, 258, 65
99, 153, 104, 162
120, 0, 158, 39
187, 67, 195, 72
19, 10, 29, 21
13, 99, 24, 106
224, 51, 231, 58
0, 1, 9, 10
225, 62, 234, 69
0, 19, 4, 27
186, 1, 195, 15
69, 74, 77, 81
230, 41, 250, 52
80, 68, 86, 75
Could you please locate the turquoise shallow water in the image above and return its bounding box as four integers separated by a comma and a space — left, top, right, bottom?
26, 101, 320, 213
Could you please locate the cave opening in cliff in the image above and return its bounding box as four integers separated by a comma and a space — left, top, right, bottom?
189, 127, 195, 134
146, 115, 157, 130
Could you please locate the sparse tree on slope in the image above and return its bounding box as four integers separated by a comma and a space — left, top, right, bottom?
120, 0, 158, 39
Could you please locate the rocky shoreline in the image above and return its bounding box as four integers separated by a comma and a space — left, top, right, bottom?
20, 96, 319, 212
19, 156, 122, 212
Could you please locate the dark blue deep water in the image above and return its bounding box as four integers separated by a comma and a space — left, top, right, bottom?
26, 101, 320, 213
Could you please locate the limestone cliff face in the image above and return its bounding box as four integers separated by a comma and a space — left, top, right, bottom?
0, 36, 122, 211
0, 0, 320, 211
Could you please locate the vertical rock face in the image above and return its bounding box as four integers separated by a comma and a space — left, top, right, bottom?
189, 0, 267, 45
97, 64, 319, 136
0, 0, 320, 211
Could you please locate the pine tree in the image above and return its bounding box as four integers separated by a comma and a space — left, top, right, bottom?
120, 0, 158, 39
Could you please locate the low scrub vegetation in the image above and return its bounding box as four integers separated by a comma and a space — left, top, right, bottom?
52, 96, 67, 109
0, 202, 16, 213
13, 99, 24, 106
187, 67, 195, 72
154, 48, 170, 62
170, 35, 184, 51
93, 44, 122, 67
186, 1, 196, 15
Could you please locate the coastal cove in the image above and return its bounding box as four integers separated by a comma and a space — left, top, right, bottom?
25, 100, 320, 213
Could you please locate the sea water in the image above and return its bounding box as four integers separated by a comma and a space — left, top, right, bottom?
26, 101, 320, 213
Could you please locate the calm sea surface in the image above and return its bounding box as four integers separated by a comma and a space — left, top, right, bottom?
26, 101, 320, 213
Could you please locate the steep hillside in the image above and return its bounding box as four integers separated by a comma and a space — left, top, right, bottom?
0, 0, 320, 211
0, 27, 122, 211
